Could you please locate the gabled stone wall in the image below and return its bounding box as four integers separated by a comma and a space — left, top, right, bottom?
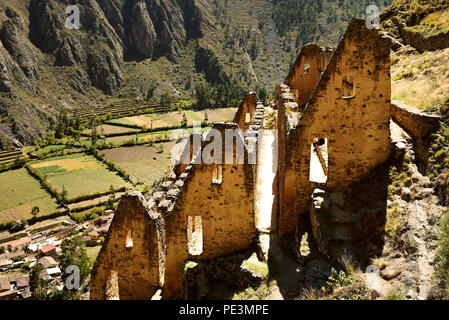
233, 92, 259, 132
278, 19, 392, 238
284, 44, 334, 109
90, 192, 163, 300
91, 121, 258, 299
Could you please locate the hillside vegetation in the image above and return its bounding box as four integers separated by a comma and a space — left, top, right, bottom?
0, 0, 396, 148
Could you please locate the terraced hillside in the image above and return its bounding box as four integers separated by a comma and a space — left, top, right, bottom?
0, 0, 394, 148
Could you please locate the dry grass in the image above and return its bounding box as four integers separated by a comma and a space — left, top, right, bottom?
391, 48, 449, 111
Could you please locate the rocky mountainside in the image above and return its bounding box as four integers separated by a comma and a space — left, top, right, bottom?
0, 0, 211, 147
0, 0, 393, 148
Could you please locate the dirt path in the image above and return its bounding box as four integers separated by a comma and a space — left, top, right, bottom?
408, 201, 435, 298
254, 126, 277, 232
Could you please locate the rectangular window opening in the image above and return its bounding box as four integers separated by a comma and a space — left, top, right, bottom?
187, 216, 203, 256
126, 230, 133, 248
212, 164, 223, 184
342, 76, 355, 98
304, 63, 310, 75
309, 138, 328, 184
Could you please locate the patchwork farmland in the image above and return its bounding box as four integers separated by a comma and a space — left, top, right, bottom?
0, 106, 237, 232
28, 154, 131, 201
0, 169, 60, 224
106, 108, 237, 129
101, 142, 177, 185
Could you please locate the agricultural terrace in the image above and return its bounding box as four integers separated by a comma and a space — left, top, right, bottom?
101, 142, 177, 185
82, 124, 140, 136
28, 154, 131, 201
104, 127, 211, 145
106, 108, 237, 129
0, 169, 60, 224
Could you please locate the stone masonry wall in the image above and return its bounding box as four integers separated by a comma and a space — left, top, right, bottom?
233, 92, 258, 132
284, 44, 334, 109
92, 121, 257, 300
278, 19, 392, 238
90, 193, 163, 300
391, 102, 441, 139
163, 123, 256, 298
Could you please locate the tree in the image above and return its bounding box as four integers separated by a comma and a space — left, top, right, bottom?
59, 236, 92, 300
181, 113, 188, 128
31, 206, 40, 220
0, 246, 5, 254
195, 81, 212, 109
146, 81, 158, 100
30, 257, 48, 299
61, 186, 68, 204
107, 185, 115, 210
257, 85, 268, 103
204, 111, 208, 122
90, 115, 99, 147
160, 91, 173, 107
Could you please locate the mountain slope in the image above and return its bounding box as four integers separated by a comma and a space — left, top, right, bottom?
0, 0, 394, 148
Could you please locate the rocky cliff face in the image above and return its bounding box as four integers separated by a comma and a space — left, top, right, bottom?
0, 0, 209, 147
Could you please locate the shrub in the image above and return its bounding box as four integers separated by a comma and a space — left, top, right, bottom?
436, 210, 449, 297
384, 287, 406, 300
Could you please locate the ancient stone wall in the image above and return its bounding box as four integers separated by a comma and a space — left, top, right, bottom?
284, 44, 334, 109
233, 92, 259, 132
163, 123, 256, 297
278, 19, 392, 238
91, 122, 257, 300
90, 193, 163, 300
391, 102, 441, 139
391, 102, 441, 172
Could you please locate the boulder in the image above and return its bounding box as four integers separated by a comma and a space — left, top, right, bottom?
380, 264, 404, 280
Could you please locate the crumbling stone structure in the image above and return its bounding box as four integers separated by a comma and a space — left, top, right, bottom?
391, 101, 442, 172
91, 120, 259, 299
277, 19, 392, 244
233, 92, 259, 132
284, 44, 334, 109
92, 18, 425, 298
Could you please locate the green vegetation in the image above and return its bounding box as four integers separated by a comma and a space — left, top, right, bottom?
272, 0, 391, 42
86, 245, 102, 264
232, 280, 276, 300
325, 268, 369, 300
0, 169, 59, 224
59, 236, 92, 300
27, 154, 130, 202
384, 287, 407, 300
435, 210, 449, 298
101, 144, 175, 186
70, 207, 104, 223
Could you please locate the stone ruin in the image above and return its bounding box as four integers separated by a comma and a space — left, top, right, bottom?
90, 19, 441, 300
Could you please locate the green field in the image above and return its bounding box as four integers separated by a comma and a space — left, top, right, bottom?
29, 154, 131, 200
82, 124, 140, 136
107, 108, 237, 129
35, 145, 66, 156
0, 169, 60, 224
86, 245, 102, 264
101, 142, 177, 185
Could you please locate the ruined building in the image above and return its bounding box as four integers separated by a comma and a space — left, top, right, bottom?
91, 19, 436, 299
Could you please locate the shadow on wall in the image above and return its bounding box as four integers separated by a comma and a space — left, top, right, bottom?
183, 249, 263, 300
310, 161, 390, 269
